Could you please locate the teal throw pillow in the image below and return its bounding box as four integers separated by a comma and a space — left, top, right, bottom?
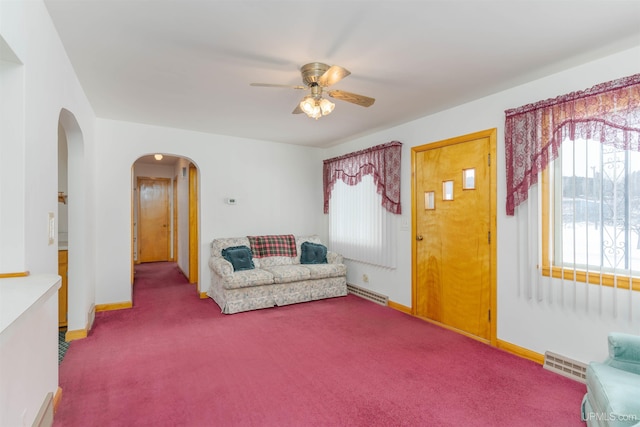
221, 246, 254, 271
300, 241, 328, 264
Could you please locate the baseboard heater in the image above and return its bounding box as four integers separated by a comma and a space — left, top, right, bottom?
543, 351, 587, 383
347, 283, 388, 306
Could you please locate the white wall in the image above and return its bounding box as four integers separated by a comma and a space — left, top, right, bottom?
134, 162, 176, 179
0, 43, 25, 274
325, 45, 640, 363
175, 158, 192, 276
94, 119, 325, 303
0, 0, 96, 425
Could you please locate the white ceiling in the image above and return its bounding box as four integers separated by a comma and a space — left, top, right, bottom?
44, 0, 640, 148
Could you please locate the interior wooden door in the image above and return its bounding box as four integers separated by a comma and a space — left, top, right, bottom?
138, 177, 171, 263
414, 130, 495, 341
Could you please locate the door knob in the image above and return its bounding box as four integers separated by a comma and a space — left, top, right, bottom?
416, 235, 423, 241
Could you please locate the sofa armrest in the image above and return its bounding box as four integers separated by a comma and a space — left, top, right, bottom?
327, 251, 343, 265
209, 257, 234, 277
606, 332, 640, 375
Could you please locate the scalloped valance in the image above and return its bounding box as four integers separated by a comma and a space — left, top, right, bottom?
323, 141, 402, 214
505, 73, 640, 215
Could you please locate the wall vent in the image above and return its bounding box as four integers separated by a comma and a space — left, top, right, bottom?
347, 283, 388, 306
543, 351, 587, 383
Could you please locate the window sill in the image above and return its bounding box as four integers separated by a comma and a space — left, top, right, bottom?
541, 265, 640, 292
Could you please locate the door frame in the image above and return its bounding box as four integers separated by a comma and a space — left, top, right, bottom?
411, 128, 498, 346
188, 164, 198, 285
173, 175, 178, 262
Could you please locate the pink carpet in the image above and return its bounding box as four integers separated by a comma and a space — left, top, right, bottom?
54, 262, 586, 426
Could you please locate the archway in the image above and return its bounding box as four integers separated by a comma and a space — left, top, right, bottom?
131, 154, 200, 293
58, 108, 94, 340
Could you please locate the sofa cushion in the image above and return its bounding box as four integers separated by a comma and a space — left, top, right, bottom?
221, 269, 275, 290
303, 263, 347, 279
585, 362, 640, 426
221, 246, 254, 271
300, 241, 328, 264
262, 265, 311, 284
257, 256, 293, 267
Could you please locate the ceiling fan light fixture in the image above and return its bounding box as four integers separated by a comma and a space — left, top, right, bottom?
300, 96, 316, 115
251, 62, 375, 119
319, 98, 334, 115
309, 104, 322, 120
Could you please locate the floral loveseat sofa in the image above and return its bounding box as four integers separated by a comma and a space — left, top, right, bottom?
207, 234, 347, 314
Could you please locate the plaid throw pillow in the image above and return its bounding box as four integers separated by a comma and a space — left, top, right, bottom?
248, 234, 297, 258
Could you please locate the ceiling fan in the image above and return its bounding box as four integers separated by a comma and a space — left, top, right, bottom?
250, 62, 375, 119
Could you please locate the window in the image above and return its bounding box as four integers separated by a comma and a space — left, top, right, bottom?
505, 74, 640, 296
542, 137, 640, 290
323, 141, 402, 269
329, 175, 397, 268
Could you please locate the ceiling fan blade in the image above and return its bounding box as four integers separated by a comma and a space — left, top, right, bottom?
250, 83, 306, 90
318, 65, 351, 87
292, 104, 303, 114
327, 90, 375, 107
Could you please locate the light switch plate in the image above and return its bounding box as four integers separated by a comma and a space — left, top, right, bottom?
48, 212, 55, 245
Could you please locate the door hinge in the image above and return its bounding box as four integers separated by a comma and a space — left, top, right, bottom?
488, 309, 491, 322
488, 153, 491, 166
488, 231, 491, 244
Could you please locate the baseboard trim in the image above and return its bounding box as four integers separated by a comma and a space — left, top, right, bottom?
0, 271, 29, 278
414, 315, 491, 345
53, 387, 63, 414
95, 301, 133, 312
199, 291, 208, 299
66, 304, 96, 343
388, 300, 411, 314
65, 329, 87, 342
388, 302, 544, 365
497, 339, 545, 365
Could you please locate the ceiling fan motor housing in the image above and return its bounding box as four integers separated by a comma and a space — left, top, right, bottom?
301, 62, 330, 86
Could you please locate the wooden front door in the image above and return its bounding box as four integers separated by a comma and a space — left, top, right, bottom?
138, 177, 171, 263
413, 129, 496, 341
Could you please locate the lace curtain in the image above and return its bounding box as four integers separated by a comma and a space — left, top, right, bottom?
323, 141, 402, 214
505, 73, 640, 216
